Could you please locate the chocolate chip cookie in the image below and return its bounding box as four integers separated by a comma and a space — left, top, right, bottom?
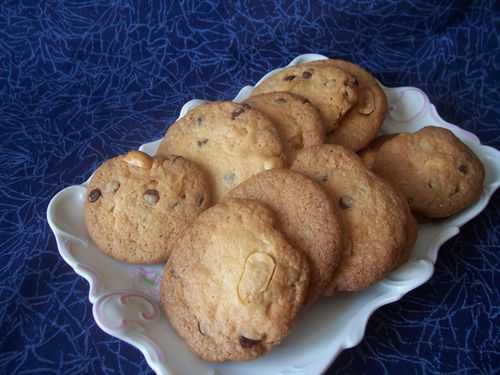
227, 169, 343, 303
398, 211, 418, 266
251, 61, 359, 132
373, 126, 485, 218
291, 145, 411, 292
85, 151, 211, 264
359, 133, 398, 169
307, 59, 388, 152
156, 101, 285, 202
161, 198, 310, 361
244, 92, 325, 163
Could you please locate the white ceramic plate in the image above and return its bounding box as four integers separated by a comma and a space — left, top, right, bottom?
47, 54, 500, 375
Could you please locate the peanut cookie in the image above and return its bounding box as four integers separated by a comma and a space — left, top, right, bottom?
251, 61, 359, 132
244, 92, 325, 163
359, 133, 398, 169
291, 145, 410, 293
161, 198, 310, 362
85, 151, 211, 264
373, 126, 485, 218
308, 59, 388, 151
227, 169, 343, 303
157, 101, 285, 202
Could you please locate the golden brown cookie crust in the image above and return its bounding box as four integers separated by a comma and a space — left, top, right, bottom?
398, 212, 418, 266
157, 101, 285, 202
373, 126, 485, 218
85, 151, 211, 264
359, 133, 399, 169
309, 59, 388, 152
291, 145, 410, 293
244, 92, 325, 163
161, 198, 310, 362
227, 169, 343, 303
251, 61, 359, 132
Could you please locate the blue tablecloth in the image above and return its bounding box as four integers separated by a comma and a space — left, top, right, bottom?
1, 1, 499, 374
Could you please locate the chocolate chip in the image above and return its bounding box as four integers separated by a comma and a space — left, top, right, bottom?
197, 138, 209, 147
239, 336, 261, 348
170, 201, 179, 209
231, 107, 246, 120
169, 268, 178, 278
180, 193, 186, 199
197, 194, 205, 207
458, 164, 468, 174
339, 196, 353, 209
242, 103, 251, 110
302, 71, 312, 79
427, 182, 434, 189
144, 189, 159, 205
196, 116, 203, 127
88, 188, 101, 202
302, 98, 311, 105
318, 175, 328, 183
283, 75, 296, 81
275, 97, 287, 104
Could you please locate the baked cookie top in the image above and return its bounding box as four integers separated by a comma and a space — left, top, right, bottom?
85, 151, 211, 264
157, 101, 285, 202
291, 145, 410, 292
373, 126, 485, 218
161, 198, 310, 362
228, 168, 343, 303
312, 59, 388, 151
359, 133, 398, 169
251, 61, 359, 132
244, 92, 325, 163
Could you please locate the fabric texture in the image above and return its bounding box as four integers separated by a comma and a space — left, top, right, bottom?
1, 1, 499, 374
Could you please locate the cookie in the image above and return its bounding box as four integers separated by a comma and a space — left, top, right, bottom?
85, 151, 211, 264
309, 59, 388, 151
227, 169, 343, 303
251, 61, 359, 132
156, 101, 285, 202
373, 126, 485, 218
291, 145, 411, 293
398, 212, 418, 266
161, 198, 310, 362
244, 92, 325, 162
359, 133, 398, 169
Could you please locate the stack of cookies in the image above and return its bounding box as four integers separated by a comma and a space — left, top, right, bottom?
84, 59, 485, 362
